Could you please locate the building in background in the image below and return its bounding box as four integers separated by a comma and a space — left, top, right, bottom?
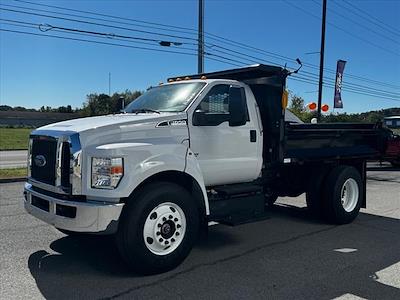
0, 111, 80, 128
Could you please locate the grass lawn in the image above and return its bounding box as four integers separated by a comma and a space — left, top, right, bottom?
0, 168, 27, 179
0, 128, 32, 150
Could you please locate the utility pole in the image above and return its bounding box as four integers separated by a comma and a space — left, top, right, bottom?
317, 0, 327, 122
197, 0, 204, 74
108, 72, 111, 96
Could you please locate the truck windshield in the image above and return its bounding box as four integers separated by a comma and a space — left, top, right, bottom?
125, 82, 206, 113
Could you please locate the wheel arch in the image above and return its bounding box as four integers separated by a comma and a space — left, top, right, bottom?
122, 170, 209, 222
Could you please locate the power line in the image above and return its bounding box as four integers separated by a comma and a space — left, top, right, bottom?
3, 2, 198, 37
6, 1, 400, 90
1, 26, 399, 103
0, 28, 199, 56
3, 17, 397, 100
14, 0, 198, 34
311, 0, 400, 45
341, 0, 400, 37
291, 75, 400, 102
282, 0, 400, 57
289, 77, 400, 102
0, 7, 198, 43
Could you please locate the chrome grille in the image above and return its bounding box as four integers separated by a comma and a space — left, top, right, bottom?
28, 130, 82, 196
30, 136, 57, 185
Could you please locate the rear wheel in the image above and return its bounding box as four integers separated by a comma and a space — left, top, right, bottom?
265, 193, 278, 206
322, 166, 363, 224
116, 182, 199, 274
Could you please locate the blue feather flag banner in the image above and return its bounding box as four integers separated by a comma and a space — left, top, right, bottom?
334, 60, 346, 108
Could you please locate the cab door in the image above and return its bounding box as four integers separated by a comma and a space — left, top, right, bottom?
188, 84, 262, 186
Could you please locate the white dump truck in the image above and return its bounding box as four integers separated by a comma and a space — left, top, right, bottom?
24, 65, 388, 274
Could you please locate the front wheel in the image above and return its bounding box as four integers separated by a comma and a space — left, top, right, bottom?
116, 182, 199, 274
322, 166, 363, 224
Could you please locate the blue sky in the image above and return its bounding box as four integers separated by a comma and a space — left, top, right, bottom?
0, 0, 399, 113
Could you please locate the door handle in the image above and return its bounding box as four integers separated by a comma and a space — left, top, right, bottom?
250, 130, 257, 142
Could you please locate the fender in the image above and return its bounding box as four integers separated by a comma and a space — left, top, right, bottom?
83, 142, 187, 200
184, 147, 210, 215
83, 142, 210, 216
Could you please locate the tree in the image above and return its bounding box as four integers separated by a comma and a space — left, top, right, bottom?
81, 90, 142, 116
288, 94, 314, 122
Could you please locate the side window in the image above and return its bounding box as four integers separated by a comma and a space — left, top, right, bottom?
198, 84, 230, 114
194, 84, 249, 126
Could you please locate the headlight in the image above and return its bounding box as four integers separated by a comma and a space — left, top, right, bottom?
91, 157, 123, 189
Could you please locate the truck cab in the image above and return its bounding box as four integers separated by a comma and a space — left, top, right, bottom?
24, 64, 388, 274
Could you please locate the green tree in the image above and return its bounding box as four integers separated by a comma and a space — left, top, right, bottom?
288, 94, 314, 122
82, 90, 142, 116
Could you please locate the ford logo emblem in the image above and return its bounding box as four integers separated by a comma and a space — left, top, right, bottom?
34, 155, 47, 167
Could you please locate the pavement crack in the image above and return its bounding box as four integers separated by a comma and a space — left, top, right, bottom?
100, 225, 336, 300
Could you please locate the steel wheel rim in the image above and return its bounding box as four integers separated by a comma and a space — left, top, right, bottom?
143, 202, 186, 256
340, 178, 359, 212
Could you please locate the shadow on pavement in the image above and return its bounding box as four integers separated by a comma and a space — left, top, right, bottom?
28, 205, 400, 299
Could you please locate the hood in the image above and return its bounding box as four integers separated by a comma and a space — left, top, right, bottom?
39, 112, 186, 133
34, 112, 189, 148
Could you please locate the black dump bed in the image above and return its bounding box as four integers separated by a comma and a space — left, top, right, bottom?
174, 64, 389, 164
285, 123, 388, 161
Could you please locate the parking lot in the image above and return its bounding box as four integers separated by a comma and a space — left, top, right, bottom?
1, 163, 399, 300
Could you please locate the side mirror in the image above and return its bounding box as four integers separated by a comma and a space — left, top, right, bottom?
192, 110, 207, 126
229, 87, 247, 127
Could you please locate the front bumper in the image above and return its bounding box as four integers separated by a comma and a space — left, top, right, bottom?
24, 183, 124, 234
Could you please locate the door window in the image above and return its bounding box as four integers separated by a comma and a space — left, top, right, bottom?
194, 84, 248, 126
198, 84, 230, 114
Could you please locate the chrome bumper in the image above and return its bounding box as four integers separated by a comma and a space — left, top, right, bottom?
24, 183, 124, 234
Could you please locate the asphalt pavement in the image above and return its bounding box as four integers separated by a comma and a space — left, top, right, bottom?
0, 164, 399, 299
0, 150, 27, 169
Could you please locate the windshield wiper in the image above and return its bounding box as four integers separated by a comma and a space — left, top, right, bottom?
131, 108, 161, 114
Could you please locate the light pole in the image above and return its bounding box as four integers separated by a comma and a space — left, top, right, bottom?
317, 0, 327, 122
197, 0, 204, 74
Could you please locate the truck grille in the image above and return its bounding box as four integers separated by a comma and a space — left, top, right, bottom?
31, 137, 58, 185
28, 131, 82, 196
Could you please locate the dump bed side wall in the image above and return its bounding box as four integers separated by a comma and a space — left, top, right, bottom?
284, 123, 388, 161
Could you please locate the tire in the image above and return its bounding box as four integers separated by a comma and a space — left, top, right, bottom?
322, 166, 363, 224
116, 182, 199, 275
265, 193, 278, 206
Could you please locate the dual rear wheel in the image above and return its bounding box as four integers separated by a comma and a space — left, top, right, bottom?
306, 165, 363, 224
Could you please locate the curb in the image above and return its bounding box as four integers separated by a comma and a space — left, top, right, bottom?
0, 177, 26, 184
